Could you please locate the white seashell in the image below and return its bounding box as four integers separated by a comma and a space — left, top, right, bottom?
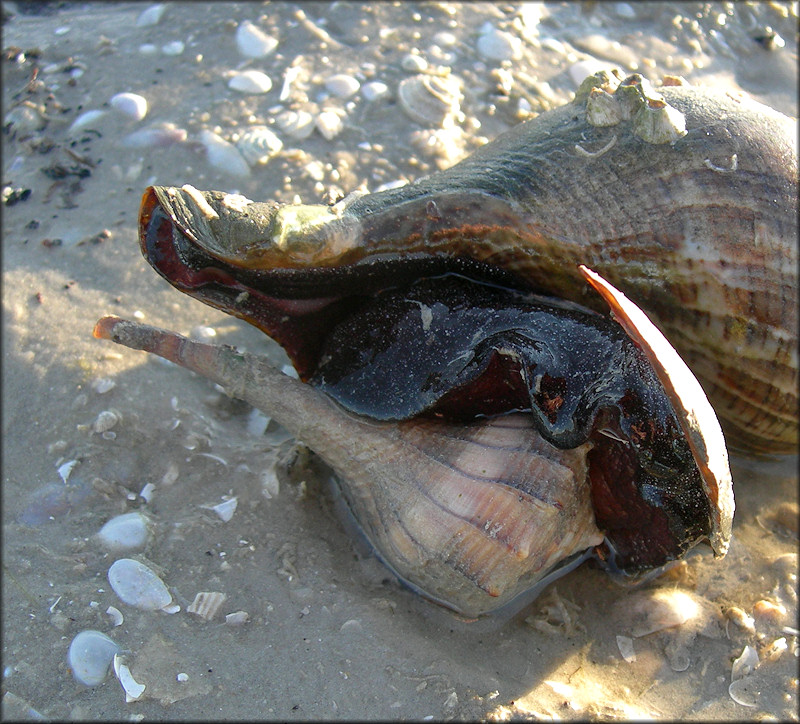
400, 53, 428, 73
107, 558, 172, 611
197, 130, 250, 177
246, 407, 270, 436
236, 20, 278, 58
106, 605, 124, 627
138, 43, 158, 55
113, 654, 146, 702
728, 677, 760, 708
568, 58, 617, 88
68, 109, 107, 135
275, 109, 315, 139
96, 512, 151, 552
614, 2, 637, 19
325, 74, 360, 99
625, 589, 700, 637
208, 496, 237, 522
262, 465, 279, 499
361, 81, 389, 102
67, 630, 121, 686
161, 40, 185, 56
225, 610, 250, 626
398, 74, 462, 128
476, 23, 523, 61
616, 635, 636, 663
731, 645, 759, 682
236, 126, 283, 167
122, 122, 187, 149
228, 69, 273, 95
187, 591, 227, 620
57, 459, 79, 483
4, 103, 47, 137
136, 3, 166, 27
139, 482, 156, 503
91, 377, 116, 394
93, 409, 120, 433
110, 92, 148, 121
315, 109, 344, 140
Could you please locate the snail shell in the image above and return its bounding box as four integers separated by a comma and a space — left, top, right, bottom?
93, 267, 733, 618
138, 75, 797, 454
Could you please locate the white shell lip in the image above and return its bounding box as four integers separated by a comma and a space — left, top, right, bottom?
579, 265, 734, 557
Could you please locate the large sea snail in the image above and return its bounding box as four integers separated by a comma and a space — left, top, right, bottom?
95, 73, 795, 618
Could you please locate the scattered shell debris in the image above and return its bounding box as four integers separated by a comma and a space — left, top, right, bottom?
187, 591, 227, 621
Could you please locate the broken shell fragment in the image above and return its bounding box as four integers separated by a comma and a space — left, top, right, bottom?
187, 591, 227, 621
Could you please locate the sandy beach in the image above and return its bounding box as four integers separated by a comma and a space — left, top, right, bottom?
2, 2, 797, 720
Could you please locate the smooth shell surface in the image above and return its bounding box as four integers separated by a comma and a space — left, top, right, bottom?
137, 80, 797, 454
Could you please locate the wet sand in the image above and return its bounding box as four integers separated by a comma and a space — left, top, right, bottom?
2, 2, 797, 720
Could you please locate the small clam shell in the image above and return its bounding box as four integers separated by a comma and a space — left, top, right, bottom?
110, 93, 147, 121
476, 22, 523, 61
96, 511, 151, 552
227, 69, 273, 95
398, 74, 462, 128
236, 126, 283, 166
315, 108, 345, 140
197, 129, 250, 177
236, 20, 278, 58
67, 630, 121, 686
107, 558, 172, 611
122, 122, 187, 149
325, 74, 360, 99
275, 109, 315, 139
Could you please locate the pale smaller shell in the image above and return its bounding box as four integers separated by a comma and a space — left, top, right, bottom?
476, 23, 523, 61
110, 92, 148, 121
187, 591, 227, 621
225, 610, 250, 626
113, 654, 146, 702
398, 74, 462, 128
68, 630, 121, 686
400, 53, 428, 72
325, 74, 360, 99
96, 512, 151, 552
361, 81, 389, 102
122, 122, 187, 149
236, 126, 283, 166
236, 20, 278, 58
731, 645, 759, 682
197, 129, 250, 177
108, 558, 172, 611
315, 109, 345, 140
161, 40, 184, 56
68, 109, 106, 135
275, 109, 315, 139
206, 496, 237, 522
228, 69, 273, 95
136, 3, 165, 27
